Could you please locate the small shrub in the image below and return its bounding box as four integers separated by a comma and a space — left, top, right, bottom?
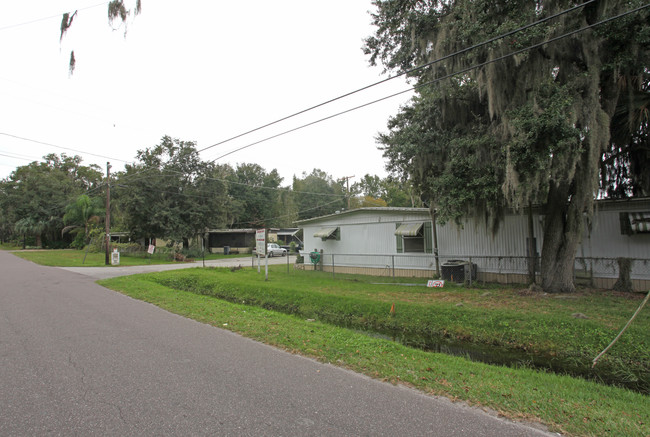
181, 248, 203, 259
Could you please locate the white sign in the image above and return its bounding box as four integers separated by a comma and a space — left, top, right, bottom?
147, 244, 155, 255
256, 229, 266, 255
427, 280, 445, 288
111, 251, 120, 265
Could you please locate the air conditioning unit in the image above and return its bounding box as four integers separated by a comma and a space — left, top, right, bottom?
440, 260, 477, 282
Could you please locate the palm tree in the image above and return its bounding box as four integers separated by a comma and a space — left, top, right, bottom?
14, 217, 46, 249
62, 195, 104, 259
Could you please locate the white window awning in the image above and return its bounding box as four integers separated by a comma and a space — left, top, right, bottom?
394, 222, 423, 237
630, 212, 650, 233
314, 227, 338, 238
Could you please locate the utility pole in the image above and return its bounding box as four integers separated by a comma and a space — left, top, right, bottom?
338, 175, 355, 209
431, 207, 440, 276
105, 162, 111, 265
527, 201, 537, 284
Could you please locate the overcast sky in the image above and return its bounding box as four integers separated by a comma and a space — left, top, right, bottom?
0, 1, 413, 186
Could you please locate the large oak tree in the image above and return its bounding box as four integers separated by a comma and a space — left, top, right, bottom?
116, 136, 229, 248
365, 0, 649, 292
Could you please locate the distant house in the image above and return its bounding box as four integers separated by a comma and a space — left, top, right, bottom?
109, 231, 131, 244
205, 228, 302, 254
273, 228, 302, 249
206, 229, 256, 254
296, 198, 650, 290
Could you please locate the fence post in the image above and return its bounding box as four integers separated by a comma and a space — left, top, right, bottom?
468, 256, 473, 287
392, 255, 395, 278
332, 254, 335, 279
287, 251, 290, 274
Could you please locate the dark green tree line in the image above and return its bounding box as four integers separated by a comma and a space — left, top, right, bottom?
0, 154, 103, 247
292, 169, 346, 220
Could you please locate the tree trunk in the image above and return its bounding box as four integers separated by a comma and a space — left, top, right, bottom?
613, 257, 633, 292
540, 184, 582, 293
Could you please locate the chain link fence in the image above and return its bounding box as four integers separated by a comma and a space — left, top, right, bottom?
298, 252, 650, 291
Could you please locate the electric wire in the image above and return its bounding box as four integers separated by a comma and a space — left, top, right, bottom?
0, 132, 130, 164
143, 168, 348, 198
197, 0, 596, 154
210, 3, 650, 163
0, 151, 42, 162
3, 4, 645, 230
0, 2, 108, 32
0, 0, 606, 184
233, 198, 345, 226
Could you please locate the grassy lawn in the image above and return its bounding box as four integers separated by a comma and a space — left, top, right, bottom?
11, 249, 247, 267
99, 266, 650, 436
0, 242, 22, 250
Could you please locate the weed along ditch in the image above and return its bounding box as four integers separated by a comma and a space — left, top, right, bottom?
367, 325, 649, 393
112, 267, 650, 394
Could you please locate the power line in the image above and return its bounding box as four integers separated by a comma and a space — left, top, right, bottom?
0, 151, 42, 162
209, 3, 649, 163
233, 198, 344, 227
197, 0, 596, 154
116, 0, 647, 205
1, 1, 600, 180
150, 168, 347, 198
0, 132, 130, 164
0, 2, 108, 32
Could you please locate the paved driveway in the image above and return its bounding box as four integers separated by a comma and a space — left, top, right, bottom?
61, 255, 293, 280
0, 251, 555, 436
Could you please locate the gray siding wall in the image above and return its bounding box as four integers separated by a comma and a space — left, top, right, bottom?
436, 214, 542, 258
303, 210, 432, 269
581, 209, 650, 259
299, 202, 649, 280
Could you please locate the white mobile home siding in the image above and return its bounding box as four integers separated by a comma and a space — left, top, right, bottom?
436, 214, 543, 258
579, 201, 650, 259
298, 201, 650, 288
302, 209, 433, 272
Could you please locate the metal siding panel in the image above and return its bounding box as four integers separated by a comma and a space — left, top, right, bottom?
580, 210, 650, 259
300, 206, 648, 262
436, 214, 530, 257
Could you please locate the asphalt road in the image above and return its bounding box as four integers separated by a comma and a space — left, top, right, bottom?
0, 251, 557, 436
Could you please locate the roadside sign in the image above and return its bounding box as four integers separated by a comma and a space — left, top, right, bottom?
427, 280, 445, 288
256, 229, 266, 255
111, 248, 120, 265
147, 244, 155, 255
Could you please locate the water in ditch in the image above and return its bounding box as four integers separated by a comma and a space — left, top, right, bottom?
358, 329, 648, 394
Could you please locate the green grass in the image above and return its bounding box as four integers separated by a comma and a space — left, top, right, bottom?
0, 242, 22, 250
132, 266, 650, 390
99, 266, 650, 436
11, 249, 247, 267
